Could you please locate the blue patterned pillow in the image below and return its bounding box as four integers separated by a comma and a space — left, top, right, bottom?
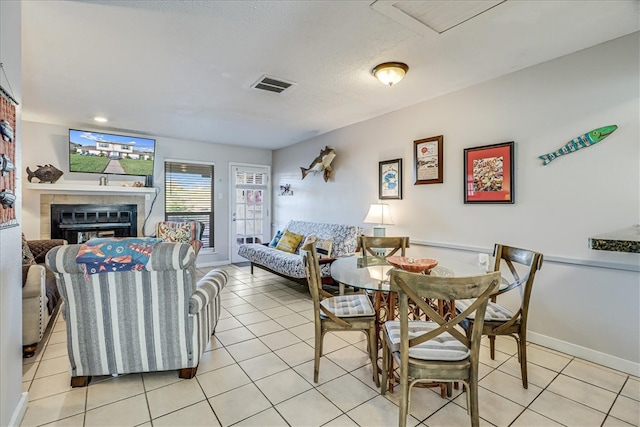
268, 230, 283, 247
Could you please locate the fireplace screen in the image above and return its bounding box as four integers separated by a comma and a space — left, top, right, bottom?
50, 204, 137, 244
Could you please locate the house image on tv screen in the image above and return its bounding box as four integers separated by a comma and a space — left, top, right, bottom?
69, 129, 155, 176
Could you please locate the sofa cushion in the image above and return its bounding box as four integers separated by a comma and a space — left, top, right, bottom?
269, 230, 284, 247
22, 234, 36, 266
276, 229, 304, 253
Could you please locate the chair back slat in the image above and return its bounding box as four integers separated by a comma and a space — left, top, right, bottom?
358, 236, 409, 257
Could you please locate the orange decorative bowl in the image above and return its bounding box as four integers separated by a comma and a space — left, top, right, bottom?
386, 256, 438, 274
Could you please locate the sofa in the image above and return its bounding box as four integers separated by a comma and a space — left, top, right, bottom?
45, 238, 228, 386
237, 220, 362, 285
22, 235, 67, 357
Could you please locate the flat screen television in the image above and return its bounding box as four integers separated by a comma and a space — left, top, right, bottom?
69, 129, 155, 177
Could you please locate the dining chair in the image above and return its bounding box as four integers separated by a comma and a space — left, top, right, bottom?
455, 243, 543, 388
381, 269, 500, 427
302, 241, 380, 386
357, 235, 410, 257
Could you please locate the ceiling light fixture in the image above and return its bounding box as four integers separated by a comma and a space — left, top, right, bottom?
94, 116, 108, 123
371, 62, 409, 86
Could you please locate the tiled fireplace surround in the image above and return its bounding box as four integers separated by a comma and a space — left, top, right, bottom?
40, 194, 146, 240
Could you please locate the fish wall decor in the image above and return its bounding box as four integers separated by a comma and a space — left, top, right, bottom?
0, 189, 16, 209
538, 125, 617, 165
0, 119, 14, 143
0, 154, 15, 176
26, 164, 64, 183
301, 146, 336, 182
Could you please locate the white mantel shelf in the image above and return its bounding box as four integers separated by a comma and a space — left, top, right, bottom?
24, 183, 156, 195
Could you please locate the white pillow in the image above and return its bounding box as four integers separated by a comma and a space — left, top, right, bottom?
301, 235, 333, 259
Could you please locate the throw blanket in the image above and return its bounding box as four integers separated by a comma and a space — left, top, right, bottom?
76, 237, 162, 275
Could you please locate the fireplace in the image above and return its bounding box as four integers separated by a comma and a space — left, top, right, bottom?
51, 204, 137, 244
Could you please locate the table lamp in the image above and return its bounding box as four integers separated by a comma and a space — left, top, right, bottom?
363, 203, 394, 237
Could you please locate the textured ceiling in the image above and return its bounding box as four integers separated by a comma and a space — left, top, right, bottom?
20, 1, 640, 149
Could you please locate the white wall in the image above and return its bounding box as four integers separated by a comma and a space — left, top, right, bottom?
273, 33, 640, 374
0, 2, 26, 425
21, 122, 272, 265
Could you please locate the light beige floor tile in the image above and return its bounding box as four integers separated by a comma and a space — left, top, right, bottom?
294, 358, 348, 385
479, 369, 543, 406
225, 338, 271, 362
305, 334, 349, 355
547, 373, 617, 413
262, 305, 296, 319
383, 386, 450, 421
526, 345, 572, 372
243, 296, 281, 310
333, 330, 367, 345
259, 329, 302, 351
563, 359, 627, 393
323, 414, 359, 426
425, 401, 493, 427
23, 360, 39, 382
274, 312, 310, 329
454, 386, 524, 426
325, 345, 371, 373
215, 326, 256, 346
274, 341, 315, 367
208, 383, 272, 426
34, 356, 69, 379
21, 389, 87, 427
84, 393, 150, 426
478, 344, 511, 368
86, 373, 145, 411
255, 368, 313, 405
348, 394, 420, 427
529, 390, 606, 426
288, 322, 315, 340
510, 408, 563, 426
481, 335, 519, 356
28, 371, 74, 401
234, 408, 289, 427
218, 307, 232, 319
238, 353, 289, 381
351, 365, 381, 391
41, 342, 68, 361
286, 301, 314, 312
146, 378, 206, 419
276, 389, 342, 427
141, 371, 183, 391
225, 303, 259, 316
197, 347, 236, 374
603, 415, 637, 426
298, 309, 316, 322
40, 413, 85, 427
47, 330, 67, 346
235, 311, 271, 325
622, 377, 640, 401
205, 336, 224, 352
221, 298, 251, 309
498, 354, 558, 388
318, 373, 379, 413
197, 364, 251, 398
245, 319, 285, 337
152, 400, 221, 427
214, 316, 243, 332
610, 395, 640, 426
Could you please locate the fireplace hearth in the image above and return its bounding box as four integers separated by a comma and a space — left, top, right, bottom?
51, 204, 137, 244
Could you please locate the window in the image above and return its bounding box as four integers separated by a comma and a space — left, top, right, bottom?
164, 161, 214, 249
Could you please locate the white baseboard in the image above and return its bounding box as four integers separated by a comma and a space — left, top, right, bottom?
196, 259, 231, 268
8, 392, 28, 427
528, 331, 639, 376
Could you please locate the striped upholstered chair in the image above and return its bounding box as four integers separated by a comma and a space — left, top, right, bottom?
45, 238, 227, 387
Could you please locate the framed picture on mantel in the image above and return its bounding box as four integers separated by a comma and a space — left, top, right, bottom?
414, 135, 443, 185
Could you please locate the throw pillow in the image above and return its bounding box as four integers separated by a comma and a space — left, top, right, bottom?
268, 230, 283, 247
275, 229, 304, 254
300, 235, 333, 259
22, 234, 36, 266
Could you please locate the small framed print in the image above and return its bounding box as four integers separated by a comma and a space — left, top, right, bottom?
379, 158, 402, 200
463, 141, 514, 204
414, 135, 443, 185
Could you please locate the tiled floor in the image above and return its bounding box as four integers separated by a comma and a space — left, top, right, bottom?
21, 265, 639, 426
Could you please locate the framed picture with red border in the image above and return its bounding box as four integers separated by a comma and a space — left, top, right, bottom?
463, 141, 514, 204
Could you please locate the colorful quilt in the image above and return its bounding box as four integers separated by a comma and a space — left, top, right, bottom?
76, 237, 162, 275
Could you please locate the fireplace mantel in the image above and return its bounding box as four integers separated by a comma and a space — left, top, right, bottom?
25, 182, 155, 195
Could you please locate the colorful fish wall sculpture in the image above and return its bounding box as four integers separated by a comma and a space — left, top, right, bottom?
538, 125, 617, 165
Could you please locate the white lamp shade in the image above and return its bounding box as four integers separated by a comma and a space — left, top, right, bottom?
363, 203, 394, 226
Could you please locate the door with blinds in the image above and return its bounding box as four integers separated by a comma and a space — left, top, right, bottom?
230, 164, 270, 263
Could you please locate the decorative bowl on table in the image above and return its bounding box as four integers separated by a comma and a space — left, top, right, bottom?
386, 256, 438, 274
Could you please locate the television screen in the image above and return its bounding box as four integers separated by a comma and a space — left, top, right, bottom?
69, 129, 155, 176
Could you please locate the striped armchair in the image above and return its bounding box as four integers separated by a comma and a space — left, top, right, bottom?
45, 240, 227, 387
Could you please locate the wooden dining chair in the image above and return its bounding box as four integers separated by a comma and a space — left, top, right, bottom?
302, 241, 380, 386
381, 269, 500, 427
358, 235, 410, 257
456, 244, 543, 388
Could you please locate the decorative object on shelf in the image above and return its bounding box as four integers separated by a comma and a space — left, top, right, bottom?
363, 203, 394, 237
538, 125, 618, 165
386, 256, 438, 274
279, 184, 293, 196
379, 158, 402, 200
26, 164, 64, 183
589, 225, 639, 253
0, 153, 15, 175
414, 135, 443, 185
99, 176, 108, 186
464, 141, 514, 204
371, 62, 409, 86
0, 189, 16, 209
0, 119, 13, 142
300, 146, 336, 182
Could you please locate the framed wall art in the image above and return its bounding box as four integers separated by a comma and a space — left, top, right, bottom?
414, 135, 443, 185
463, 141, 514, 204
379, 158, 402, 200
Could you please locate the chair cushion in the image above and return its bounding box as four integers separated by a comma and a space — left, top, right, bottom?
385, 321, 470, 361
456, 299, 514, 321
320, 294, 375, 317
276, 229, 304, 253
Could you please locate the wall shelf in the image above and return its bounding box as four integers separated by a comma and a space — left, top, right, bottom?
24, 182, 156, 195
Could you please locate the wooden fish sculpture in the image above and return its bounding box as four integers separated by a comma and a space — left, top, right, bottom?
301, 146, 336, 182
539, 125, 617, 165
26, 164, 64, 183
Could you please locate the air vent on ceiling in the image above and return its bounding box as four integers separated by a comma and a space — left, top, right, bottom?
251, 75, 296, 94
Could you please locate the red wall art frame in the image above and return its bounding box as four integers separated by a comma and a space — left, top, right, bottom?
463, 141, 514, 204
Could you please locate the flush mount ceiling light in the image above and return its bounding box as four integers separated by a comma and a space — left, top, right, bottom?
93, 116, 108, 123
371, 62, 409, 86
